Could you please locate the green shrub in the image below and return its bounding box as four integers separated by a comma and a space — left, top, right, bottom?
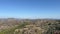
0, 22, 28, 34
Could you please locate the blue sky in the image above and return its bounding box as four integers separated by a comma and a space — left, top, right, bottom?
0, 0, 60, 19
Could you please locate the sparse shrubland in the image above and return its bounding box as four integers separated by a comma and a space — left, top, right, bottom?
0, 18, 60, 34
0, 22, 29, 34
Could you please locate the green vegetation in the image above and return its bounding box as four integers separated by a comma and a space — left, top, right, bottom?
43, 22, 60, 34
0, 19, 60, 34
0, 22, 28, 34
